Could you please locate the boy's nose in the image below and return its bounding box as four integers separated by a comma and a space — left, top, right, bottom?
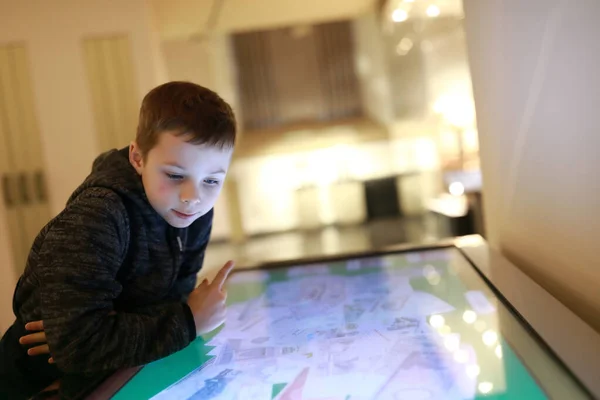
180, 185, 202, 205
180, 195, 201, 205
180, 197, 201, 205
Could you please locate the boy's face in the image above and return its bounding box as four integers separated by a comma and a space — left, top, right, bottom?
130, 131, 233, 228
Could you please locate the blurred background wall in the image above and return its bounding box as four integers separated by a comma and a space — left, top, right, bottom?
0, 0, 167, 332
12, 0, 600, 335
0, 204, 17, 333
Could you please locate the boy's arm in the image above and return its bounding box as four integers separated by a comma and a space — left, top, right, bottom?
168, 208, 214, 301
38, 189, 197, 375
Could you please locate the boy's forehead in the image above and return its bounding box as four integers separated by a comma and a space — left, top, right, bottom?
162, 161, 227, 174
151, 132, 233, 168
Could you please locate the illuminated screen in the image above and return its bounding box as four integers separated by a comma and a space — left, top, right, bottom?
111, 247, 589, 400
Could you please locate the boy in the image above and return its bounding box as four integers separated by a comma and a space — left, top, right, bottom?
0, 81, 236, 399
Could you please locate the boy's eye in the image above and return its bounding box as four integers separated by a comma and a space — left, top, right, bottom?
166, 173, 184, 181
204, 179, 220, 186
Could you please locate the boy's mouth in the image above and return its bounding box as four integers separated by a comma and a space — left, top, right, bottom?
172, 209, 199, 219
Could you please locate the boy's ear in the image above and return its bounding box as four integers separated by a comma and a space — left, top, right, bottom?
129, 142, 144, 175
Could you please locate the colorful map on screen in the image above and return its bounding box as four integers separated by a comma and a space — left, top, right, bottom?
113, 248, 548, 400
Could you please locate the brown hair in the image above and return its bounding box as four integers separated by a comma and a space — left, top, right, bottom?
136, 81, 236, 157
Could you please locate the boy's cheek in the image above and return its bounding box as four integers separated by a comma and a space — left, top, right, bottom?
154, 181, 174, 200
156, 182, 169, 195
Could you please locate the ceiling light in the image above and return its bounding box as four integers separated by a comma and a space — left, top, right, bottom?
396, 37, 414, 56
449, 182, 465, 196
426, 5, 440, 17
392, 9, 408, 22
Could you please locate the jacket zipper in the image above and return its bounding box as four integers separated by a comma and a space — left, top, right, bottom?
168, 228, 184, 290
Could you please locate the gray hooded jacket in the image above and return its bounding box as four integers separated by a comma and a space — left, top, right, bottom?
1, 147, 212, 398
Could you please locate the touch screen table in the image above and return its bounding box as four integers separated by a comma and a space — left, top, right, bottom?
88, 236, 600, 399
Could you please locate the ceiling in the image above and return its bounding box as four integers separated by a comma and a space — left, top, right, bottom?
387, 0, 464, 18
151, 0, 377, 40
151, 0, 464, 41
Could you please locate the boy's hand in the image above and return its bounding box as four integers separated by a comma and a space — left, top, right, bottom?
20, 320, 54, 364
20, 311, 117, 364
187, 260, 234, 335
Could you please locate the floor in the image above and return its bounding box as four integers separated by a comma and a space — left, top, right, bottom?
202, 215, 451, 276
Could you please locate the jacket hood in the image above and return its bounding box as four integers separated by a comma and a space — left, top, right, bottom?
67, 147, 150, 211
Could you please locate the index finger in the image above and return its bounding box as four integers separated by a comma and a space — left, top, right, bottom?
214, 260, 235, 290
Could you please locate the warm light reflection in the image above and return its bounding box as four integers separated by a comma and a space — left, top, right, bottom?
466, 365, 481, 378
478, 382, 494, 394
305, 150, 341, 187
455, 235, 484, 248
454, 349, 469, 363
462, 310, 477, 324
427, 272, 441, 285
396, 38, 414, 56
433, 94, 475, 128
482, 330, 498, 346
423, 264, 436, 276
444, 335, 460, 352
392, 9, 408, 22
423, 265, 441, 285
463, 128, 479, 152
495, 344, 503, 359
429, 314, 445, 329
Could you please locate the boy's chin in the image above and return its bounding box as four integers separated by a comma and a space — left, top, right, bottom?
166, 220, 193, 228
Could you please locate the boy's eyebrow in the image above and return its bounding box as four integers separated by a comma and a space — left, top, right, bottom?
164, 163, 185, 169
164, 163, 226, 175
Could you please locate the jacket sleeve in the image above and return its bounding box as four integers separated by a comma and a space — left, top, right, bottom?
168, 208, 214, 301
38, 189, 196, 375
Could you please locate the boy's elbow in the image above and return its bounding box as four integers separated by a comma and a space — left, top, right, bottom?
51, 335, 121, 374
54, 352, 123, 375
53, 349, 107, 375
